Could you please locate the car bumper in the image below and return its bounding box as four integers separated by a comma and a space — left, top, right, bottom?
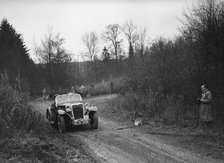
71, 116, 90, 125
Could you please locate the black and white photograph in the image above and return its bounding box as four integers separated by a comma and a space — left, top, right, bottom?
0, 0, 224, 162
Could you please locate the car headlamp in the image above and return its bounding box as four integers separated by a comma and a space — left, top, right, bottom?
65, 106, 72, 112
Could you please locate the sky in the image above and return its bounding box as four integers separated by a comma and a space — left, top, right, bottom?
0, 0, 193, 61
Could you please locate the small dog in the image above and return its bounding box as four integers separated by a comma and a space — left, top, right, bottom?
132, 112, 144, 126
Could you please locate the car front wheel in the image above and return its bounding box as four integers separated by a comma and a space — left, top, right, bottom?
91, 112, 98, 129
57, 116, 65, 133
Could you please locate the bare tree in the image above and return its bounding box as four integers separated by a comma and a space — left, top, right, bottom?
122, 20, 138, 59
35, 30, 71, 90
101, 24, 122, 60
181, 0, 224, 88
82, 32, 99, 62
136, 28, 149, 59
101, 46, 111, 62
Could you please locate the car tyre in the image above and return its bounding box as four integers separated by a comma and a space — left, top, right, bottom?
91, 112, 98, 129
57, 116, 65, 133
46, 110, 50, 120
46, 110, 56, 127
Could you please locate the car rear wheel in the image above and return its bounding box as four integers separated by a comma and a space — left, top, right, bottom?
57, 116, 65, 133
91, 112, 98, 129
46, 110, 49, 120
46, 110, 56, 127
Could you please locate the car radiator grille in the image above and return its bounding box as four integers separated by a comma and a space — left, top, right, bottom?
72, 105, 83, 119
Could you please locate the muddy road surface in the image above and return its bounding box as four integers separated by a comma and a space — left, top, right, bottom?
30, 94, 222, 163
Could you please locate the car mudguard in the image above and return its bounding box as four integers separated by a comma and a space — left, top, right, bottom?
88, 106, 98, 112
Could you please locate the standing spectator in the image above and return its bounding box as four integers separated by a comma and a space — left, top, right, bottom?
71, 86, 75, 93
49, 89, 54, 99
42, 88, 47, 101
110, 82, 114, 94
90, 83, 94, 96
197, 84, 213, 131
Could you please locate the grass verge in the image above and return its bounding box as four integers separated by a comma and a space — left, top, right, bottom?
0, 73, 94, 162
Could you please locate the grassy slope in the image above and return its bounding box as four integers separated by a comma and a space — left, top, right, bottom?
0, 95, 96, 163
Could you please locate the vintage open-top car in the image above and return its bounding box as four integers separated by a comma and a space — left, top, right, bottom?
46, 93, 98, 133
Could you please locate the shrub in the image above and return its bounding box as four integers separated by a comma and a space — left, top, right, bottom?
0, 72, 47, 137
110, 91, 197, 126
84, 77, 125, 96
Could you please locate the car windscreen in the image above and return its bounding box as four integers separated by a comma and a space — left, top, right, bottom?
55, 93, 82, 106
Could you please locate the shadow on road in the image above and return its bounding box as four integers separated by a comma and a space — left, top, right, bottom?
54, 124, 103, 133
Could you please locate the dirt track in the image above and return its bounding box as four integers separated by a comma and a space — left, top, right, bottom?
31, 94, 223, 163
